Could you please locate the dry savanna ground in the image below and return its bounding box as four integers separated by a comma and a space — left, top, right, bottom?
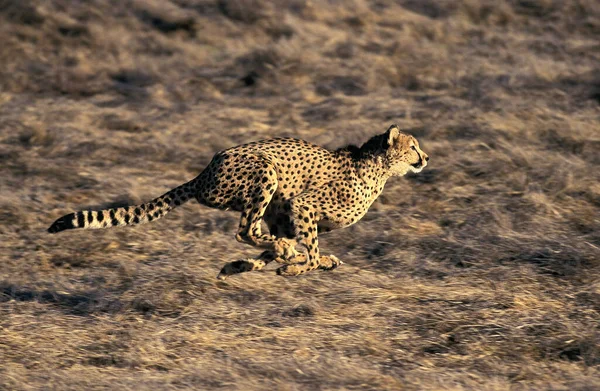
1, 0, 599, 390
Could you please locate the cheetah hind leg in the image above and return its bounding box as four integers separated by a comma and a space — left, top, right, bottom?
276, 254, 344, 277
217, 250, 275, 280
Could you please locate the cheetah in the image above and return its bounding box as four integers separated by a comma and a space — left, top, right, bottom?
48, 125, 429, 278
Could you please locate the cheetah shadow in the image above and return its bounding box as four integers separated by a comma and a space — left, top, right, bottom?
366, 236, 594, 281
0, 281, 124, 316
362, 237, 476, 279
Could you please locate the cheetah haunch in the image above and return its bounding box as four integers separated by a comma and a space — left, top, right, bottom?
48, 125, 429, 278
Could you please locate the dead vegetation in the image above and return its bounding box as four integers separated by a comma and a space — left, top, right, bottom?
0, 0, 599, 389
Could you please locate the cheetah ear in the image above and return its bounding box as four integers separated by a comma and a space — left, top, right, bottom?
386, 124, 400, 146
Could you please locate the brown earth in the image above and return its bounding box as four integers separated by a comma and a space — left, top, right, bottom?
1, 0, 599, 390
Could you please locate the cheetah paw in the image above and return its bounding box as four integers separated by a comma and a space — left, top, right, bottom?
276, 264, 305, 277
318, 255, 344, 271
276, 256, 343, 276
273, 238, 299, 260
216, 259, 256, 280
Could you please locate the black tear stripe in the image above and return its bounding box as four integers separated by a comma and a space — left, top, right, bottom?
412, 149, 422, 165
77, 212, 85, 228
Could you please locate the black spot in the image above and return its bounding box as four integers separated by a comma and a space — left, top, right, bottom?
133, 216, 140, 224
87, 212, 93, 224
156, 201, 164, 208
97, 212, 104, 222
109, 210, 116, 219
134, 207, 142, 216
147, 204, 155, 211
124, 214, 130, 224
148, 215, 154, 221
111, 218, 120, 226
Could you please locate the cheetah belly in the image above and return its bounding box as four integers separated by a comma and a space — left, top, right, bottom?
317, 217, 355, 232
317, 219, 341, 233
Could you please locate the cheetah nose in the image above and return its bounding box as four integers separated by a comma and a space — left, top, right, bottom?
425, 156, 429, 162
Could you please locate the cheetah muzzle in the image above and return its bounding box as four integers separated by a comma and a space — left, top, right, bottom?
48, 124, 429, 279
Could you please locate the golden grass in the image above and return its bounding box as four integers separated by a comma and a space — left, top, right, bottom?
1, 0, 599, 389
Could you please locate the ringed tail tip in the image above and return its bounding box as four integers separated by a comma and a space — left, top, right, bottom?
48, 213, 75, 233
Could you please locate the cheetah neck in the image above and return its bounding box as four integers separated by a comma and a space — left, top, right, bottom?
355, 156, 392, 203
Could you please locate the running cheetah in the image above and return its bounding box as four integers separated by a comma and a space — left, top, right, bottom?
48, 125, 429, 278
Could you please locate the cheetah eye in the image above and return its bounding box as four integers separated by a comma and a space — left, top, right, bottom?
411, 146, 417, 151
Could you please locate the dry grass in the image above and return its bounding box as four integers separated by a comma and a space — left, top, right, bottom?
1, 0, 599, 389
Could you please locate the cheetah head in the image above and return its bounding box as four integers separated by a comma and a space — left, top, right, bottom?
383, 124, 429, 176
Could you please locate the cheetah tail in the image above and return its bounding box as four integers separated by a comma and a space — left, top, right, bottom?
47, 180, 196, 234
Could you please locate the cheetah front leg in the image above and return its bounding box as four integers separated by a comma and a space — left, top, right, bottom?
275, 196, 343, 277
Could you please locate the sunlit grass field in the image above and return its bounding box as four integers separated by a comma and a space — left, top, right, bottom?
1, 1, 599, 389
